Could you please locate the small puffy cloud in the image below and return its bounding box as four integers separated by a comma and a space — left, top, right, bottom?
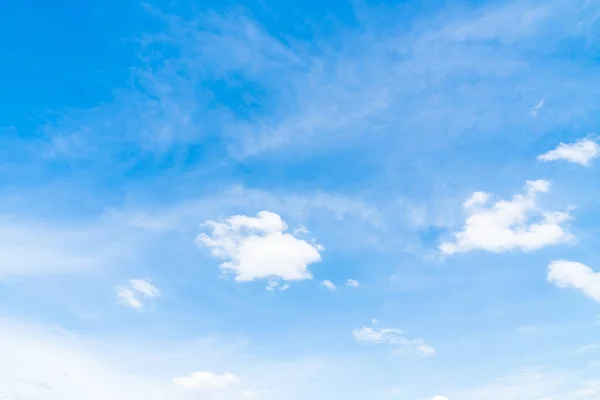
347, 279, 359, 288
352, 326, 434, 356
197, 211, 323, 283
548, 260, 600, 302
322, 280, 336, 291
432, 396, 450, 400
172, 371, 239, 390
116, 279, 160, 310
243, 390, 258, 397
440, 180, 572, 254
130, 279, 160, 297
537, 138, 600, 166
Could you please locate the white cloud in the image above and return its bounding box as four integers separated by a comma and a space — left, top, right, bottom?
440, 180, 572, 254
130, 279, 160, 298
293, 225, 309, 235
432, 396, 450, 400
463, 191, 491, 209
548, 260, 600, 302
266, 280, 290, 291
352, 326, 434, 356
116, 279, 160, 309
197, 211, 323, 283
531, 99, 544, 116
172, 371, 239, 390
322, 280, 336, 291
347, 279, 359, 288
537, 138, 600, 166
419, 344, 436, 356
116, 288, 143, 310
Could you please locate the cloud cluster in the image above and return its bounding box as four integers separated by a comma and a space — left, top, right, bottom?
197, 211, 323, 284
352, 326, 435, 356
321, 279, 360, 291
440, 180, 572, 254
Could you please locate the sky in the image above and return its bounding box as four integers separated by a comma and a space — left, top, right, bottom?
1, 0, 600, 399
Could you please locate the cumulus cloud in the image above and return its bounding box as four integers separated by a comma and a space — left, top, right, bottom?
347, 279, 359, 288
116, 279, 160, 310
322, 280, 336, 291
440, 180, 572, 254
548, 260, 600, 302
537, 138, 600, 166
172, 371, 240, 390
352, 326, 434, 356
432, 396, 450, 400
197, 211, 323, 283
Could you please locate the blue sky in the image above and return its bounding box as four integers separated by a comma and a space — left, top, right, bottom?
2, 0, 600, 399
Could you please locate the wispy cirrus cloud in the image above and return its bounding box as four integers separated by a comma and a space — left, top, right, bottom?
33, 0, 600, 166
352, 325, 434, 357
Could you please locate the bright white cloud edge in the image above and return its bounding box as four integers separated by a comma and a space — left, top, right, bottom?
441, 180, 572, 254
537, 138, 600, 166
548, 260, 600, 302
197, 211, 323, 284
